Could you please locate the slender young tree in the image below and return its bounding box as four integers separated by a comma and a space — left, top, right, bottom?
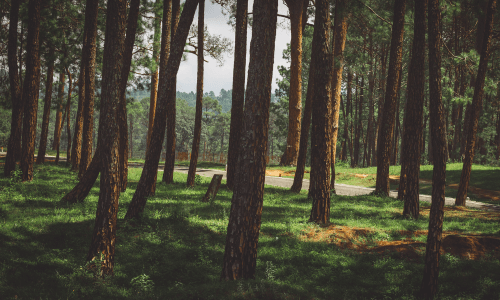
52, 72, 65, 153
187, 0, 205, 186
86, 0, 126, 277
226, 0, 248, 190
117, 0, 141, 191
398, 0, 426, 219
125, 0, 199, 218
20, 0, 42, 182
375, 0, 406, 196
420, 0, 449, 297
36, 45, 55, 164
220, 0, 278, 280
455, 0, 496, 206
79, 0, 100, 178
4, 0, 22, 177
162, 0, 181, 184
308, 0, 332, 224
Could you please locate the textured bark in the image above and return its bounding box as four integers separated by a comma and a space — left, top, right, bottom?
117, 0, 141, 191
21, 0, 42, 182
71, 36, 86, 171
308, 0, 332, 224
125, 0, 198, 219
375, 0, 406, 196
79, 0, 99, 178
398, 0, 426, 220
162, 0, 181, 185
53, 72, 65, 153
353, 76, 364, 168
281, 0, 307, 166
187, 0, 204, 187
4, 0, 22, 177
366, 34, 375, 167
146, 1, 161, 152
455, 0, 496, 207
290, 35, 317, 193
226, 0, 248, 190
420, 1, 449, 298
36, 46, 55, 164
86, 0, 126, 277
65, 71, 73, 162
374, 45, 388, 166
220, 0, 277, 280
329, 0, 349, 189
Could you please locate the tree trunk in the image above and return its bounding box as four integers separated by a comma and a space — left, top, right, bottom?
220, 0, 278, 280
117, 0, 141, 191
21, 0, 42, 182
162, 0, 181, 185
366, 33, 375, 167
281, 0, 307, 166
308, 0, 332, 224
374, 45, 388, 166
36, 46, 55, 164
226, 0, 248, 190
187, 0, 204, 187
125, 0, 198, 219
65, 71, 73, 162
455, 0, 496, 206
375, 0, 406, 196
329, 0, 349, 189
398, 0, 426, 219
86, 0, 126, 277
53, 72, 65, 154
4, 0, 22, 177
353, 76, 364, 168
71, 30, 87, 171
79, 0, 100, 178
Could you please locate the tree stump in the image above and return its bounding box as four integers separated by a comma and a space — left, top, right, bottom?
202, 174, 223, 202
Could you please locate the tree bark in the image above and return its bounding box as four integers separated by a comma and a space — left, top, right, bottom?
329, 0, 349, 189
125, 0, 198, 219
4, 0, 22, 177
117, 0, 141, 191
65, 70, 73, 162
162, 0, 181, 185
420, 0, 449, 297
36, 46, 55, 164
455, 0, 496, 206
398, 0, 426, 220
281, 0, 307, 166
226, 0, 248, 190
353, 76, 364, 168
53, 72, 65, 153
220, 0, 278, 280
308, 0, 332, 224
79, 0, 100, 178
187, 0, 204, 187
375, 0, 406, 196
86, 0, 126, 277
71, 30, 87, 171
21, 0, 42, 182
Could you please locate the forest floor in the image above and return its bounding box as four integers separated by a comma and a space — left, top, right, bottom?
0, 161, 499, 299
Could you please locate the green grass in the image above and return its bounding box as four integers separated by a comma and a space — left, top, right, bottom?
0, 163, 499, 299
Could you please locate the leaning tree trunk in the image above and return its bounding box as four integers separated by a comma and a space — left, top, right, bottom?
455, 0, 496, 206
20, 0, 42, 182
187, 0, 204, 187
4, 0, 22, 177
36, 45, 55, 164
375, 0, 406, 196
329, 0, 349, 189
117, 0, 141, 191
226, 0, 248, 190
308, 0, 332, 224
420, 0, 450, 297
79, 0, 99, 178
220, 0, 278, 280
125, 0, 198, 219
162, 0, 181, 185
399, 0, 426, 219
281, 0, 307, 166
86, 0, 126, 277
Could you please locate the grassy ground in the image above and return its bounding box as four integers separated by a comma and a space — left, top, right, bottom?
0, 163, 499, 299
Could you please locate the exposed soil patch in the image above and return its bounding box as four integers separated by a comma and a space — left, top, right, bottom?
265, 169, 306, 177
418, 206, 500, 221
298, 224, 500, 261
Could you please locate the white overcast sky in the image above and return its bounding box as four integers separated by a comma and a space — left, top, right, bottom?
176, 0, 293, 94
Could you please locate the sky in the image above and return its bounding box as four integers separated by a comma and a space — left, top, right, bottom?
175, 1, 293, 94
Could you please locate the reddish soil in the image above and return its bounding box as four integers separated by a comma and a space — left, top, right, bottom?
298, 224, 500, 261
